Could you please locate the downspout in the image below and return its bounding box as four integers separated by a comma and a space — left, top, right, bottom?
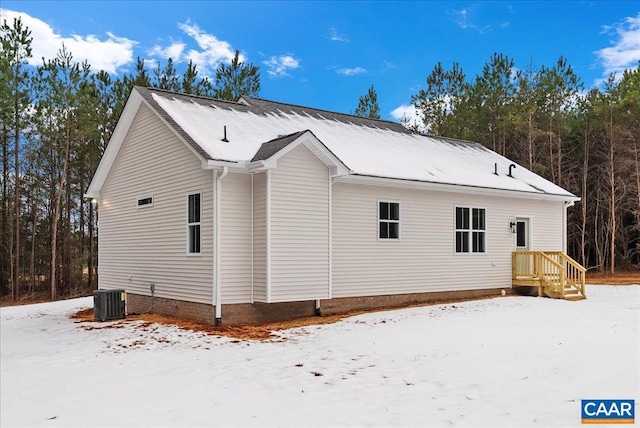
317, 174, 334, 316
214, 166, 229, 325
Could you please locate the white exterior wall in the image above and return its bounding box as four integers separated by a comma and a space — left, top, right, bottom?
332, 182, 564, 298
252, 172, 267, 302
99, 104, 214, 304
220, 172, 253, 304
269, 145, 330, 302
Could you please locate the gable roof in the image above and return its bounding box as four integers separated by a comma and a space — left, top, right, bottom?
251, 131, 308, 162
87, 86, 577, 200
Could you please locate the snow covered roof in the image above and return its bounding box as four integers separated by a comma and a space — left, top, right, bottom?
101, 87, 576, 200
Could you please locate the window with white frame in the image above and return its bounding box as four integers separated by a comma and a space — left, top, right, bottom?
187, 192, 201, 254
379, 201, 400, 240
455, 207, 486, 253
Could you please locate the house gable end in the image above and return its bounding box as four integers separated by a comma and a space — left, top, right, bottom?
86, 87, 213, 200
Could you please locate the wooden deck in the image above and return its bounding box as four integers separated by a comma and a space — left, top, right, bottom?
512, 251, 586, 300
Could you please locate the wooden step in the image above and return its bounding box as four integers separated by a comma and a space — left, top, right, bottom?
564, 294, 586, 301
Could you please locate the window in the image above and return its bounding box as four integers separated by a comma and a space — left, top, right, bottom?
516, 221, 527, 248
187, 192, 201, 254
137, 195, 153, 208
379, 201, 400, 240
455, 207, 486, 253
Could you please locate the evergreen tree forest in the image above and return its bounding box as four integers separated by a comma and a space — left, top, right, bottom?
0, 18, 261, 300
1, 18, 638, 301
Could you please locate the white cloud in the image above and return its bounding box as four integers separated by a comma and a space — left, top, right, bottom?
337, 66, 366, 76
381, 60, 397, 72
329, 27, 349, 42
263, 54, 299, 77
596, 13, 640, 79
452, 8, 471, 29
0, 9, 136, 74
390, 104, 425, 131
175, 21, 238, 76
148, 41, 185, 61
450, 7, 491, 34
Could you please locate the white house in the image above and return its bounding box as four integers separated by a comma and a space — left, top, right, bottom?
86, 87, 585, 325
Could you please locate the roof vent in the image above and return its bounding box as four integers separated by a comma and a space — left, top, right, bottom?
221, 125, 229, 143
508, 163, 516, 177
493, 163, 499, 176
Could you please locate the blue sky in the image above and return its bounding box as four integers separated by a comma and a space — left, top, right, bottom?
2, 1, 639, 122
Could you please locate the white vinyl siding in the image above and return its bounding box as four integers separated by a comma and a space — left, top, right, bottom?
99, 103, 214, 304
220, 172, 253, 304
252, 172, 267, 302
269, 144, 330, 302
332, 182, 564, 298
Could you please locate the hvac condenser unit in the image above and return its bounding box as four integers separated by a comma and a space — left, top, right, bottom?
93, 289, 126, 321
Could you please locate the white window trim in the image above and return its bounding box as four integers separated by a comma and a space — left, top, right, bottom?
378, 199, 401, 241
186, 191, 202, 256
136, 194, 154, 209
454, 205, 487, 254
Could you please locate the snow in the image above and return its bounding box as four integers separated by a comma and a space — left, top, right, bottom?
2, 286, 638, 427
150, 92, 573, 198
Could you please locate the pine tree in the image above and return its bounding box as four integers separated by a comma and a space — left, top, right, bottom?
411, 62, 467, 136
0, 16, 33, 300
539, 56, 582, 184
33, 45, 91, 299
213, 50, 260, 101
181, 60, 213, 97
472, 53, 517, 155
355, 84, 381, 119
153, 57, 180, 92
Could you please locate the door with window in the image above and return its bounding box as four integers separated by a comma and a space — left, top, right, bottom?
515, 217, 532, 276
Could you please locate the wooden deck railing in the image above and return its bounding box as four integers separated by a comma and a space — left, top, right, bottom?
512, 251, 586, 299
543, 251, 587, 297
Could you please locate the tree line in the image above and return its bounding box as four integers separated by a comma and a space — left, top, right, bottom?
1, 18, 260, 300
401, 54, 640, 274
1, 17, 638, 301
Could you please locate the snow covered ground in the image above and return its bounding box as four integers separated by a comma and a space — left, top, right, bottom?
1, 285, 638, 427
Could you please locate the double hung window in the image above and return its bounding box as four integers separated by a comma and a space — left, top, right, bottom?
455, 207, 486, 253
379, 201, 400, 240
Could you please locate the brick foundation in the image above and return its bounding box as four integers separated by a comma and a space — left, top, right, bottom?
126, 287, 514, 325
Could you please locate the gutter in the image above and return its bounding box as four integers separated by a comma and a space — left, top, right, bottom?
214, 166, 229, 325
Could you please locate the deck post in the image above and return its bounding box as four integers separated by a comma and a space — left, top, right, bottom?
536, 253, 542, 297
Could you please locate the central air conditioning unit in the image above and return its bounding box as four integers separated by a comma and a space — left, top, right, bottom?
93, 289, 126, 321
